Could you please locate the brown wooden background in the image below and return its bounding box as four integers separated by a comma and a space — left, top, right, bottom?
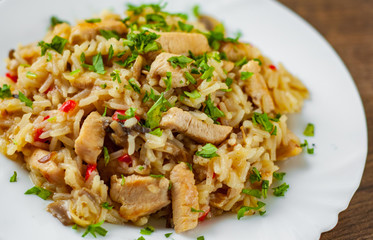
277, 0, 373, 239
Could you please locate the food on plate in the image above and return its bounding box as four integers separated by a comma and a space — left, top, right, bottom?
0, 2, 309, 235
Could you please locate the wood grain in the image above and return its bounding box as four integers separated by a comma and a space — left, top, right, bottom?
277, 0, 373, 239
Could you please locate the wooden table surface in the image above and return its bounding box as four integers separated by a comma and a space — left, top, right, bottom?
277, 0, 373, 239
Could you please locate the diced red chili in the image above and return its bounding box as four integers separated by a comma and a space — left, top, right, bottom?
59, 100, 77, 113
269, 64, 277, 71
5, 73, 17, 83
198, 207, 210, 222
135, 115, 141, 121
43, 115, 50, 121
212, 172, 216, 179
112, 110, 126, 122
34, 128, 47, 142
118, 154, 132, 166
85, 164, 97, 181
44, 87, 52, 94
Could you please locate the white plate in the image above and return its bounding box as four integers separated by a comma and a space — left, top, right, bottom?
0, 0, 367, 239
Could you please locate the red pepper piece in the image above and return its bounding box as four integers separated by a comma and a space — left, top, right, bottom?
34, 128, 47, 142
269, 64, 277, 71
44, 87, 52, 94
5, 73, 17, 83
198, 207, 210, 222
85, 164, 97, 181
135, 115, 141, 121
59, 100, 77, 113
118, 154, 132, 166
112, 110, 126, 122
43, 115, 50, 121
212, 172, 216, 179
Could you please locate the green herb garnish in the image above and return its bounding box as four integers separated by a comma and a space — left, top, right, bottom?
99, 29, 120, 40
25, 186, 52, 200
140, 226, 155, 235
235, 57, 248, 67
303, 123, 315, 136
38, 35, 68, 56
178, 21, 193, 32
249, 167, 262, 183
195, 143, 219, 158
128, 78, 141, 94
70, 69, 81, 76
145, 93, 170, 129
103, 146, 110, 166
165, 232, 173, 238
242, 189, 261, 198
273, 172, 286, 181
101, 202, 113, 210
163, 72, 172, 91
50, 16, 69, 28
82, 52, 106, 74
82, 220, 107, 238
85, 18, 101, 23
241, 71, 253, 80
9, 171, 17, 182
150, 174, 164, 178
184, 71, 196, 84
262, 180, 269, 199
118, 107, 136, 121
191, 207, 204, 213
300, 139, 314, 154
18, 92, 33, 108
272, 183, 289, 197
168, 55, 193, 68
0, 84, 12, 99
108, 45, 114, 61
184, 90, 201, 99
252, 112, 277, 135
149, 128, 163, 137
237, 201, 266, 220
204, 95, 225, 123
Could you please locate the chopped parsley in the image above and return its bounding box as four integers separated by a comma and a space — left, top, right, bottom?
237, 201, 266, 220
235, 57, 248, 67
85, 18, 101, 23
191, 207, 204, 213
101, 202, 113, 210
80, 52, 86, 63
184, 90, 201, 99
300, 139, 314, 154
110, 70, 121, 83
186, 162, 193, 171
0, 84, 12, 99
116, 53, 138, 68
70, 69, 81, 76
262, 180, 269, 199
241, 71, 253, 80
9, 171, 17, 182
273, 172, 286, 181
178, 21, 194, 32
197, 236, 205, 240
108, 45, 114, 61
102, 106, 107, 117
149, 128, 163, 137
252, 112, 277, 135
242, 189, 261, 198
82, 52, 106, 74
82, 220, 108, 238
163, 72, 172, 91
121, 174, 125, 186
128, 78, 141, 94
118, 107, 136, 120
193, 5, 200, 17
168, 55, 193, 68
72, 224, 78, 230
249, 167, 262, 183
200, 66, 215, 81
204, 95, 225, 123
137, 237, 145, 240
18, 92, 33, 108
165, 233, 173, 238
103, 146, 110, 166
225, 77, 233, 88
140, 226, 155, 235
125, 31, 161, 54
47, 52, 52, 62
99, 29, 120, 40
100, 83, 107, 89
150, 174, 164, 178
127, 3, 165, 15
184, 71, 196, 84
145, 93, 171, 129
195, 143, 219, 158
303, 123, 315, 136
272, 183, 289, 197
50, 16, 69, 28
24, 186, 52, 200
138, 166, 145, 171
38, 35, 68, 56
253, 58, 262, 66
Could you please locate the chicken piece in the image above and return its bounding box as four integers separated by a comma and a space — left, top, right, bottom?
69, 72, 95, 88
160, 107, 232, 145
25, 149, 64, 185
131, 55, 144, 80
47, 200, 74, 226
170, 163, 199, 233
277, 130, 302, 160
156, 32, 210, 55
241, 60, 275, 113
147, 52, 190, 89
70, 19, 127, 45
75, 111, 105, 165
220, 42, 259, 62
110, 175, 170, 221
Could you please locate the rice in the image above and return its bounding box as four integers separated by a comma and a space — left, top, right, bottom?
0, 3, 309, 234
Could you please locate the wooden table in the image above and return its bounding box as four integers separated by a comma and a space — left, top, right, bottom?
277, 0, 373, 239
